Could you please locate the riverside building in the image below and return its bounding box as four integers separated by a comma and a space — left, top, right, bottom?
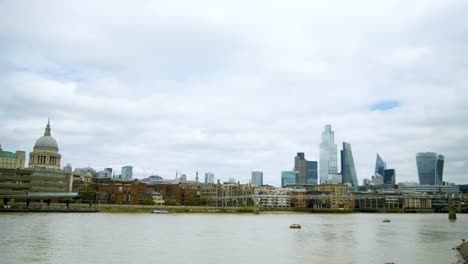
0, 145, 26, 169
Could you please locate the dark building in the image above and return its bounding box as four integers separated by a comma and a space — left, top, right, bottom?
375, 154, 386, 176
341, 142, 358, 187
383, 169, 396, 185
458, 185, 468, 193
306, 161, 318, 185
416, 152, 444, 185
295, 153, 318, 185
294, 153, 307, 185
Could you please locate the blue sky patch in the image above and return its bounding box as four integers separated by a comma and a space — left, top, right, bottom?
369, 100, 401, 111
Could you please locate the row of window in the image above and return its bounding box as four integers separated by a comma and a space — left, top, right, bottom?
0, 158, 18, 164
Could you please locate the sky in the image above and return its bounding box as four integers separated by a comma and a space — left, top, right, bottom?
0, 0, 467, 186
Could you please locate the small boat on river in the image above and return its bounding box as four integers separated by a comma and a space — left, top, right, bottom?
152, 210, 169, 214
290, 224, 301, 229
383, 219, 391, 223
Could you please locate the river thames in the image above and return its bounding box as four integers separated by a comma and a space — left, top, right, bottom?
0, 213, 466, 263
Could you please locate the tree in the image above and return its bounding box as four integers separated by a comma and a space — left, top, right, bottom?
143, 200, 155, 206
186, 196, 197, 206
79, 188, 94, 203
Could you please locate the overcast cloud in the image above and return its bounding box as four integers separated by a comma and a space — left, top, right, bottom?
1, 0, 467, 185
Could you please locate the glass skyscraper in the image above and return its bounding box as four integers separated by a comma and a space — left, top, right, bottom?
416, 152, 444, 185
204, 172, 215, 184
251, 171, 263, 186
121, 165, 133, 180
383, 169, 396, 185
281, 171, 296, 187
306, 161, 318, 185
375, 153, 386, 176
319, 125, 338, 184
341, 142, 358, 187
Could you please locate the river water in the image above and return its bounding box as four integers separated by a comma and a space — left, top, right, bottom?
0, 213, 466, 264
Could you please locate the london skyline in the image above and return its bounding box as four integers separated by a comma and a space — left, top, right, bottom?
1, 1, 467, 186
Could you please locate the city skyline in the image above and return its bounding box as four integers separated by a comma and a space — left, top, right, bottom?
1, 1, 467, 186
0, 120, 460, 186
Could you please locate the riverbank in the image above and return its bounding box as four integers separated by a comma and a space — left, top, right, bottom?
1, 203, 466, 214
458, 241, 468, 261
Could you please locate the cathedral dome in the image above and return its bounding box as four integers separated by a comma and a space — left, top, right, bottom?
34, 135, 58, 149
33, 120, 59, 150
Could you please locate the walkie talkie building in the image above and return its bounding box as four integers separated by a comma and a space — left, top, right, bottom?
416, 152, 444, 185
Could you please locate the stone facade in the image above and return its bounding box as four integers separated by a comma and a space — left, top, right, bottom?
30, 167, 71, 193
0, 145, 25, 169
311, 184, 353, 209
28, 120, 70, 192
28, 120, 61, 170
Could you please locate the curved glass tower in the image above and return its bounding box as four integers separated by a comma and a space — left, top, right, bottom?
416, 152, 444, 185
341, 142, 358, 187
375, 154, 386, 176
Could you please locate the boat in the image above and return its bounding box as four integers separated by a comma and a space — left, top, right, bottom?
152, 210, 169, 214
290, 224, 301, 229
383, 219, 391, 223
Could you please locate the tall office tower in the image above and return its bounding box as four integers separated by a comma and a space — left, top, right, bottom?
375, 154, 387, 176
416, 152, 444, 185
306, 161, 318, 185
294, 153, 307, 184
281, 171, 296, 187
121, 165, 133, 180
383, 169, 396, 185
319, 125, 338, 184
251, 171, 264, 186
341, 142, 358, 187
204, 172, 215, 184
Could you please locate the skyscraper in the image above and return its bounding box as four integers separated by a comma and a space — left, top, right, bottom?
251, 171, 263, 186
375, 154, 386, 176
204, 172, 215, 184
281, 171, 296, 187
383, 169, 396, 185
319, 125, 338, 184
306, 161, 318, 185
121, 165, 133, 180
294, 153, 318, 185
341, 142, 358, 187
416, 152, 444, 185
294, 153, 307, 184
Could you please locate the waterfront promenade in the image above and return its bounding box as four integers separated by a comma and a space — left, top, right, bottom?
1, 203, 464, 214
